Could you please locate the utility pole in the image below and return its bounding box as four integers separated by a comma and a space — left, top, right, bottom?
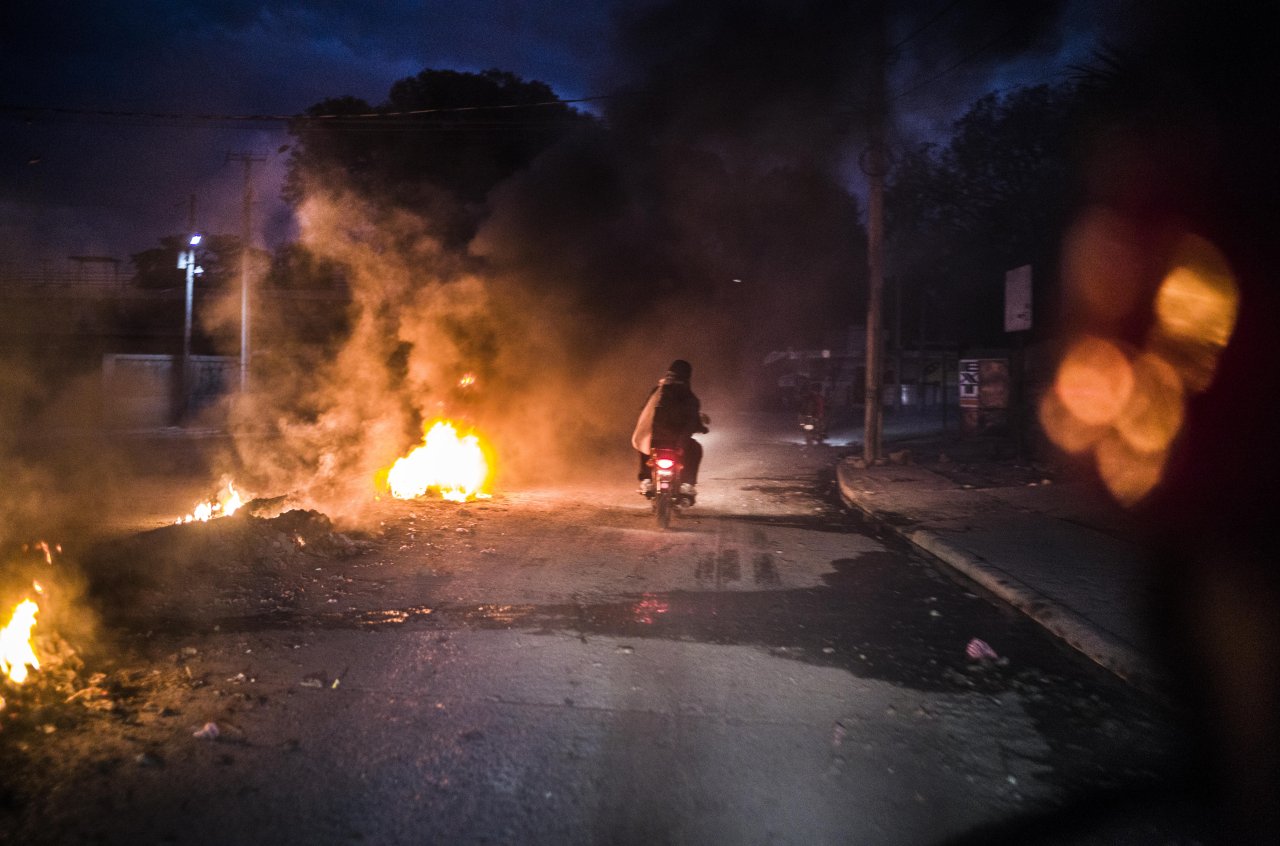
227, 152, 265, 394
862, 7, 888, 465
178, 195, 201, 424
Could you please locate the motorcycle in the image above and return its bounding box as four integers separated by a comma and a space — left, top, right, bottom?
799, 412, 827, 446
646, 446, 694, 529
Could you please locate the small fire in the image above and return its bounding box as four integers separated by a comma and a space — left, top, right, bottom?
22, 541, 61, 565
1, 599, 40, 685
177, 481, 245, 524
386, 420, 492, 503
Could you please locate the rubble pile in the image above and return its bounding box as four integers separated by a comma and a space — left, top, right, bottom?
83, 508, 373, 629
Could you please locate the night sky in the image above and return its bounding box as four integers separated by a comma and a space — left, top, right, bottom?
0, 1, 1118, 272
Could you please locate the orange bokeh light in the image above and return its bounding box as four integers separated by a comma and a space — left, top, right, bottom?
1054, 337, 1135, 428
1095, 433, 1167, 507
1114, 352, 1185, 455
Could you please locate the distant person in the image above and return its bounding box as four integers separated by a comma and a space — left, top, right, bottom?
631, 359, 709, 498
799, 379, 828, 442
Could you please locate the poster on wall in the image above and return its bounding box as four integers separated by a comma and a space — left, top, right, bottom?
959, 358, 1010, 433
959, 359, 981, 408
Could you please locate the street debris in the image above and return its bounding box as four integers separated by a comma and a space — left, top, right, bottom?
193, 721, 220, 740
965, 638, 999, 661
300, 669, 344, 689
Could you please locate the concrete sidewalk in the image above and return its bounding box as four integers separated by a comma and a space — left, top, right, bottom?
836, 445, 1161, 689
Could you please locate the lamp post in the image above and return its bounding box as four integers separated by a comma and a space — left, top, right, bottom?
178, 233, 202, 421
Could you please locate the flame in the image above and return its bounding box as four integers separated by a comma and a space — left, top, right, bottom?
22, 541, 61, 565
386, 420, 491, 503
177, 481, 245, 524
1, 599, 40, 685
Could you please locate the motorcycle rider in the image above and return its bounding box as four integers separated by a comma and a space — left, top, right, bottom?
631, 359, 709, 499
799, 378, 828, 443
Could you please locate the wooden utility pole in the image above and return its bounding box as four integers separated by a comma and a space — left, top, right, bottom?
862, 10, 888, 465
227, 152, 265, 394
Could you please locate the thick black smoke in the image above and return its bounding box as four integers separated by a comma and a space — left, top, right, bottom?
227, 0, 1093, 517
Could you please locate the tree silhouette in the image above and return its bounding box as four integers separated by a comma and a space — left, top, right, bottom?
283, 69, 591, 246
887, 83, 1080, 346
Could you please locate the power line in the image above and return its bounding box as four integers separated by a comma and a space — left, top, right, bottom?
889, 0, 966, 53
889, 11, 1046, 103
0, 94, 614, 126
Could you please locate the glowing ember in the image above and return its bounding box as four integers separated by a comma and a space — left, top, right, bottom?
1, 599, 40, 685
633, 594, 670, 625
177, 482, 245, 524
387, 420, 491, 503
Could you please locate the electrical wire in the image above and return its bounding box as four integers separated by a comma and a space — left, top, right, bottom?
0, 94, 614, 127
889, 0, 966, 53
889, 10, 1047, 103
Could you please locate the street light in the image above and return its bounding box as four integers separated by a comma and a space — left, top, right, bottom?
178, 234, 203, 421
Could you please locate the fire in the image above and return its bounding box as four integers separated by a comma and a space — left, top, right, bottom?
1, 599, 40, 685
386, 420, 491, 503
177, 481, 245, 524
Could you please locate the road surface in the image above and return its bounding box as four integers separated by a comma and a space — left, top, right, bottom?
0, 415, 1185, 845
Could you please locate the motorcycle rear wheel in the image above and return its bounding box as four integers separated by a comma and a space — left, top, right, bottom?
655, 493, 672, 529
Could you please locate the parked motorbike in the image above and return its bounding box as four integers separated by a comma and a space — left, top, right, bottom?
646, 446, 694, 529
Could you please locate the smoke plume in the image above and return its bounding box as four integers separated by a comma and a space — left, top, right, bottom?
218, 0, 1082, 523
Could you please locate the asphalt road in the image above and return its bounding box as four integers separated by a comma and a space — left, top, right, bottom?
1, 416, 1188, 845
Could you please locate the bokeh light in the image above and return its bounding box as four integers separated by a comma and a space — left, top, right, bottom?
1095, 432, 1167, 507
1114, 352, 1185, 455
1154, 236, 1239, 350
1041, 225, 1239, 508
1061, 207, 1147, 324
1054, 336, 1135, 428
1038, 388, 1107, 454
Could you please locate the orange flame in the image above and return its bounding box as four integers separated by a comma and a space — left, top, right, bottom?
177, 481, 245, 524
1, 599, 40, 685
386, 420, 492, 503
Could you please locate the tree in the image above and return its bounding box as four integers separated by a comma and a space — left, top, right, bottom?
887, 84, 1081, 346
283, 69, 592, 245
130, 234, 263, 290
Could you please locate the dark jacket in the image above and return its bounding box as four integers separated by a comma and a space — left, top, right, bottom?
652, 377, 705, 445
631, 373, 707, 454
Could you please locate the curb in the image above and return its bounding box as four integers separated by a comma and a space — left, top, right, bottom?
905, 528, 1154, 687
837, 469, 1158, 690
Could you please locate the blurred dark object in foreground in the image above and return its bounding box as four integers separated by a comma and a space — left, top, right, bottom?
1074, 2, 1280, 843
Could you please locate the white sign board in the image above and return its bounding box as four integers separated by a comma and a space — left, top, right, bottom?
1005, 264, 1032, 332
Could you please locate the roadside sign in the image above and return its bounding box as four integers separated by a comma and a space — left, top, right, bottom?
1005, 265, 1032, 332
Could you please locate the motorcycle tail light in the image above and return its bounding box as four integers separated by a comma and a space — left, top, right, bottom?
655, 458, 675, 470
